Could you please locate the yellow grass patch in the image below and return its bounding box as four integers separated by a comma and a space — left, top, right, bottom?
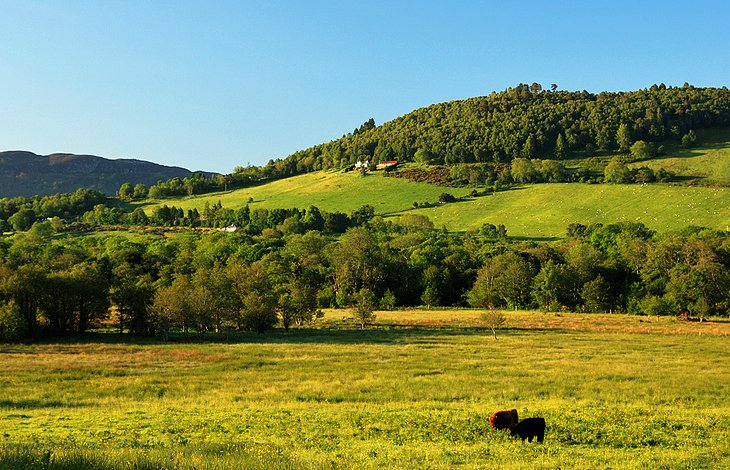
326, 308, 730, 336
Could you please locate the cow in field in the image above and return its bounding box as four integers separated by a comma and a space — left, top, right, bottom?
511, 417, 545, 443
488, 409, 518, 430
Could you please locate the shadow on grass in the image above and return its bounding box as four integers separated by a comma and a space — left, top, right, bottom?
0, 399, 91, 410
2, 325, 570, 349
654, 140, 730, 160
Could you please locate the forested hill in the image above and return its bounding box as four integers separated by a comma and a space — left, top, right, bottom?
0, 151, 215, 198
271, 84, 730, 175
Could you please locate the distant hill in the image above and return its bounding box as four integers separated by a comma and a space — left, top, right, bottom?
0, 151, 216, 198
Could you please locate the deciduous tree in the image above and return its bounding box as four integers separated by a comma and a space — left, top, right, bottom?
353, 287, 377, 328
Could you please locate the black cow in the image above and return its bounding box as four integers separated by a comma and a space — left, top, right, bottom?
511, 417, 545, 443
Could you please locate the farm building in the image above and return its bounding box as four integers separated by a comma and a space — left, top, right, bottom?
376, 160, 398, 170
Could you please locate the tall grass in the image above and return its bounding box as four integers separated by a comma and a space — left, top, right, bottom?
1, 311, 728, 468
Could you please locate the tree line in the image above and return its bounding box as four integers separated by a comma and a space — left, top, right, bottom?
0, 188, 108, 232
1, 215, 728, 340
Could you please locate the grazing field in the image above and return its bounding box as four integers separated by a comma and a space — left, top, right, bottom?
138, 170, 474, 217
413, 183, 730, 237
563, 127, 730, 186
629, 127, 730, 186
1, 311, 729, 469
630, 145, 730, 186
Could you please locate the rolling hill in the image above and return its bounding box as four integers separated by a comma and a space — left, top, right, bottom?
0, 151, 215, 198
7, 85, 730, 238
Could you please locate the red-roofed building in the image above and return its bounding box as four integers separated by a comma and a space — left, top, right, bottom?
376, 160, 398, 170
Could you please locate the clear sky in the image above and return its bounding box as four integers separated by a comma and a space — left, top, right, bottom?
1, 1, 729, 174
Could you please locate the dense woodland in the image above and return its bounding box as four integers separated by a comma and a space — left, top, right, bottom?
1, 213, 728, 340
276, 84, 730, 174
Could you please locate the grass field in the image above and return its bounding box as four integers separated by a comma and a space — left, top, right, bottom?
414, 183, 730, 237
138, 170, 474, 217
139, 176, 730, 239
564, 128, 730, 186
1, 310, 729, 469
629, 128, 730, 186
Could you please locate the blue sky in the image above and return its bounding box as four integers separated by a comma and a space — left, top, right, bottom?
1, 1, 729, 173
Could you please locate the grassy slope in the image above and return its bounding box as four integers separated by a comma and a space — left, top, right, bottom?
415, 183, 729, 237
635, 128, 730, 185
139, 131, 730, 238
141, 170, 474, 216
566, 128, 730, 186
1, 311, 729, 469
630, 144, 730, 186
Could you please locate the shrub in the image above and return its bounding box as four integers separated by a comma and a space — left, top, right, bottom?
581, 275, 612, 313
641, 295, 676, 316
604, 160, 633, 184
380, 289, 397, 310
681, 130, 697, 147
630, 140, 656, 161
481, 311, 506, 339
240, 305, 278, 333
439, 193, 456, 203
353, 288, 377, 328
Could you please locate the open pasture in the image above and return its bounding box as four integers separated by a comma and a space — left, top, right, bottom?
138, 170, 474, 217
2, 311, 728, 469
414, 183, 729, 237
628, 127, 730, 186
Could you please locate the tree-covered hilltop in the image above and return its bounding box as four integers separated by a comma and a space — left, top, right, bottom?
274, 83, 730, 174
118, 84, 729, 199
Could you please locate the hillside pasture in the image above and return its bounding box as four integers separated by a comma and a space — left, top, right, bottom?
1, 311, 729, 469
561, 127, 730, 186
414, 183, 729, 237
140, 170, 474, 216
628, 143, 730, 186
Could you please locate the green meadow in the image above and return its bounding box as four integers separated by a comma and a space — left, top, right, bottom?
139, 170, 474, 217
629, 128, 730, 186
414, 183, 729, 237
1, 311, 729, 469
